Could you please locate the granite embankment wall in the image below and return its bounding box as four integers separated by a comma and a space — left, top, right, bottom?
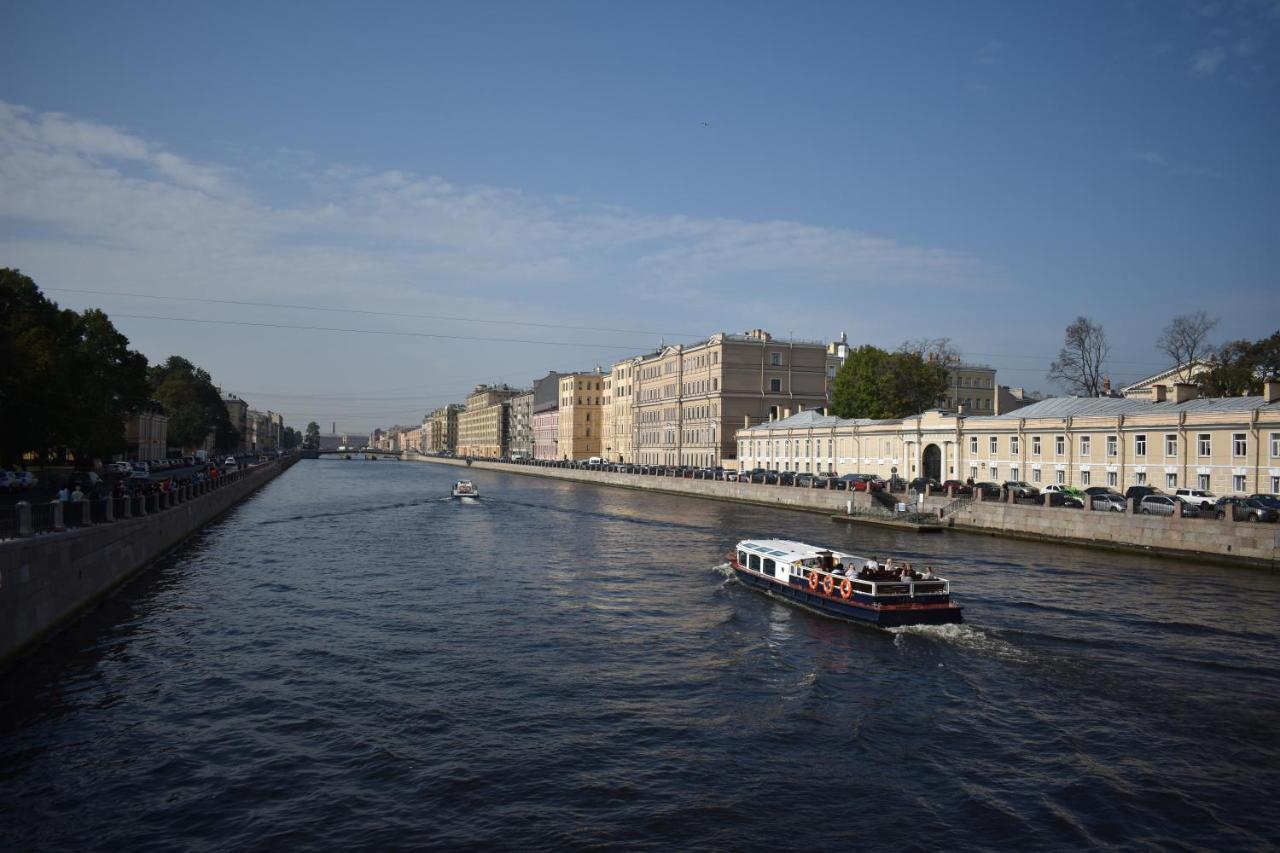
947, 499, 1278, 568
0, 455, 299, 666
409, 456, 1279, 568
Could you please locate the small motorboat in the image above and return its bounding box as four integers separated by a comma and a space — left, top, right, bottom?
729, 539, 961, 627
451, 479, 479, 499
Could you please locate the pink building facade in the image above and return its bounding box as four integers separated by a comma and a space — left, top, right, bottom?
533, 409, 560, 460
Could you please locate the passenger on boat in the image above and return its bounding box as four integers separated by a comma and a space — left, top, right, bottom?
923, 566, 936, 580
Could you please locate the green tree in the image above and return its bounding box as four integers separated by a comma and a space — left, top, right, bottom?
281, 426, 301, 449
0, 269, 149, 465
304, 421, 321, 449
830, 345, 949, 419
1201, 331, 1280, 396
148, 356, 235, 451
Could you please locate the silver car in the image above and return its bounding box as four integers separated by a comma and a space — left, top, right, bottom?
1090, 493, 1127, 512
1140, 494, 1199, 517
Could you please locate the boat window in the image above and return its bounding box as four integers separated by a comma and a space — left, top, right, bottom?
763, 558, 775, 576
737, 550, 747, 565
749, 554, 760, 570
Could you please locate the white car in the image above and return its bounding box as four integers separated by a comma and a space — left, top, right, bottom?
1173, 488, 1216, 510
223, 457, 239, 471
109, 461, 132, 474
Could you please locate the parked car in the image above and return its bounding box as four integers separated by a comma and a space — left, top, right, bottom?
941, 480, 972, 495
796, 473, 816, 488
1090, 493, 1127, 512
11, 471, 39, 490
972, 481, 1002, 499
1214, 497, 1279, 522
108, 461, 133, 474
1003, 481, 1040, 499
1250, 494, 1280, 511
1124, 485, 1163, 502
1140, 494, 1198, 517
909, 477, 942, 493
1173, 488, 1217, 511
0, 470, 17, 492
1046, 492, 1085, 508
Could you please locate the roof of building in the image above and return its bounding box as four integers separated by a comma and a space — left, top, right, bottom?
740, 393, 1277, 432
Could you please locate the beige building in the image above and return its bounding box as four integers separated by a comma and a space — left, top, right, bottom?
125, 401, 169, 460
939, 360, 997, 414
426, 404, 461, 453
456, 385, 522, 458
558, 371, 606, 460
627, 330, 828, 468
604, 356, 647, 463
222, 394, 249, 455
736, 381, 1280, 496
1122, 361, 1213, 400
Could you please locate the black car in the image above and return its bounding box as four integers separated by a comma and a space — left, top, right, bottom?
972, 481, 1002, 498
909, 477, 942, 493
1046, 492, 1085, 508
1214, 496, 1279, 522
778, 471, 797, 486
1124, 485, 1163, 502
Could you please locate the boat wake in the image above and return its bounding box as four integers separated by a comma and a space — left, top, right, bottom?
712, 561, 736, 579
888, 623, 1030, 663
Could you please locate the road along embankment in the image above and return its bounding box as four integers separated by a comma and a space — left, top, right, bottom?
407, 456, 1278, 569
0, 455, 299, 667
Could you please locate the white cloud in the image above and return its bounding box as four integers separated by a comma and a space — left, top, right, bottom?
0, 99, 983, 314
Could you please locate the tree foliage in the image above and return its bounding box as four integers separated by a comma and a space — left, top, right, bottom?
1200, 331, 1280, 397
281, 426, 302, 449
0, 268, 150, 465
304, 421, 321, 449
830, 345, 949, 419
148, 356, 234, 451
1048, 316, 1110, 397
1157, 311, 1218, 382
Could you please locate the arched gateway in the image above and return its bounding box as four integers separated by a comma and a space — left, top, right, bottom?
922, 443, 942, 482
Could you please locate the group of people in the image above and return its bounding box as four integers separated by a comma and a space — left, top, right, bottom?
809, 551, 937, 583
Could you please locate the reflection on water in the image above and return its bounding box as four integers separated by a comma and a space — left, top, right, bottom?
1, 459, 1277, 850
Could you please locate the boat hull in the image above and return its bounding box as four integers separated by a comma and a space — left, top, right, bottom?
732, 564, 962, 627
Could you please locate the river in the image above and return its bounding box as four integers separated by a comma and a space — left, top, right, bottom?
2, 459, 1277, 850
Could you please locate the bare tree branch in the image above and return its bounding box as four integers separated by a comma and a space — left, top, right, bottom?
1048, 316, 1109, 396
897, 336, 959, 364
1157, 311, 1218, 382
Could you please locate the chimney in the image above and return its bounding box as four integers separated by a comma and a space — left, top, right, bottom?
1264, 378, 1280, 404
1102, 376, 1112, 395
1172, 382, 1199, 404
1152, 385, 1167, 403
782, 408, 792, 419
744, 415, 751, 429
798, 404, 804, 412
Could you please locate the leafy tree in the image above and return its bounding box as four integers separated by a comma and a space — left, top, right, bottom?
281, 426, 301, 449
830, 345, 949, 419
1048, 316, 1109, 397
1157, 311, 1218, 382
1200, 331, 1280, 396
0, 269, 149, 465
149, 356, 234, 451
304, 421, 321, 449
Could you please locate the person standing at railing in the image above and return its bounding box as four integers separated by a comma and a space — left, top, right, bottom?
58, 485, 70, 503
70, 485, 84, 502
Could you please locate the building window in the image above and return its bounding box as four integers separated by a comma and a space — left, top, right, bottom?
1032, 469, 1041, 483
1081, 470, 1091, 485
970, 436, 978, 454
1106, 435, 1117, 457
1233, 474, 1246, 492
1233, 433, 1246, 457
1032, 436, 1041, 456
1107, 472, 1117, 487
770, 352, 781, 366
1055, 435, 1065, 455
1166, 473, 1177, 490
1011, 436, 1020, 455
989, 436, 998, 455
1010, 467, 1019, 481
1198, 474, 1210, 490
1166, 434, 1178, 457
1135, 434, 1147, 457
990, 467, 998, 480
1080, 436, 1091, 456
1271, 432, 1280, 458
1197, 434, 1211, 457
1272, 475, 1280, 494
1136, 472, 1146, 485
1056, 470, 1065, 484
769, 378, 781, 392
970, 466, 978, 479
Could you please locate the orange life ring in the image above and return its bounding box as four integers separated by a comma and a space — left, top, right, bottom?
840, 578, 852, 599
822, 575, 834, 595
807, 570, 819, 591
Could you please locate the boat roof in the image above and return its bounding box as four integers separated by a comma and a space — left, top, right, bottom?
736, 539, 857, 561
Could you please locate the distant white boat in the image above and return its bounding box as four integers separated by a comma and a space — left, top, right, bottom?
451, 480, 479, 499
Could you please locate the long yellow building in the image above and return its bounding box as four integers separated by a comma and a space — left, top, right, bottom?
736, 382, 1280, 496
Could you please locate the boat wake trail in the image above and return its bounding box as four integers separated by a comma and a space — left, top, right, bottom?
889, 623, 1030, 662
712, 562, 736, 580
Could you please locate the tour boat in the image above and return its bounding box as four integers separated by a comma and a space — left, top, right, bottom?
451, 479, 479, 499
729, 539, 962, 627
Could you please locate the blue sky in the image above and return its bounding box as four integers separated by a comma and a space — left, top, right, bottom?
2, 1, 1277, 431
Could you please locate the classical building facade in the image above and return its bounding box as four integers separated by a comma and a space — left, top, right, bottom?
533, 408, 560, 461
939, 360, 997, 414
456, 385, 523, 458
736, 382, 1280, 496
629, 330, 828, 468
427, 404, 462, 453
509, 372, 563, 460
604, 356, 645, 463
125, 401, 169, 460
222, 394, 249, 455
558, 371, 605, 460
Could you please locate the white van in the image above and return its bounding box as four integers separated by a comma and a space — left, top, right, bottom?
587, 457, 604, 467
